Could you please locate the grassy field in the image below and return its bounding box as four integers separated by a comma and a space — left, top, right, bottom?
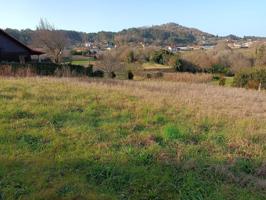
0, 78, 266, 200
162, 73, 213, 83
71, 57, 96, 67
142, 63, 173, 70
211, 76, 234, 87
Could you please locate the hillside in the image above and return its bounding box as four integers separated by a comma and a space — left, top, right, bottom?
5, 23, 216, 47
0, 78, 265, 199
114, 23, 215, 46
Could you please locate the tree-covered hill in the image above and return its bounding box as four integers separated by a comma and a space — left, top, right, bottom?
5, 23, 264, 48
4, 23, 215, 47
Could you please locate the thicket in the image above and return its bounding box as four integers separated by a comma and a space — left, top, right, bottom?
0, 63, 94, 77
234, 67, 266, 89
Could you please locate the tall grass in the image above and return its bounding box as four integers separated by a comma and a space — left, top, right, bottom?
162, 72, 213, 83
0, 77, 265, 199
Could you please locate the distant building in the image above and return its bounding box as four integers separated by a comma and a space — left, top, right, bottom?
177, 46, 193, 51
84, 42, 91, 48
167, 46, 173, 51
241, 42, 253, 48
0, 29, 43, 63
201, 45, 215, 50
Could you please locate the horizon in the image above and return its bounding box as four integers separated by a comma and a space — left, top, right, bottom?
1, 0, 266, 37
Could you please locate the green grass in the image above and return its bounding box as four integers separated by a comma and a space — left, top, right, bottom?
71, 60, 91, 66
71, 58, 95, 66
211, 76, 234, 87
0, 78, 265, 200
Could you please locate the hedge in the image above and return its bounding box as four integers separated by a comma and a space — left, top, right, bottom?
0, 63, 94, 77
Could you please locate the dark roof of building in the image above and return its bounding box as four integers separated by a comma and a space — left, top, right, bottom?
0, 29, 44, 55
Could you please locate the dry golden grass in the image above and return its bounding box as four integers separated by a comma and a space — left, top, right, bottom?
6, 76, 263, 120
162, 72, 213, 83
51, 78, 265, 120
4, 76, 263, 120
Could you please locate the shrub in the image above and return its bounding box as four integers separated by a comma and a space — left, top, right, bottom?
212, 75, 220, 81
0, 63, 95, 77
93, 70, 104, 78
178, 59, 201, 73
234, 67, 266, 89
127, 51, 136, 63
168, 55, 181, 70
110, 72, 116, 79
128, 71, 134, 80
86, 64, 94, 77
150, 49, 173, 65
219, 76, 226, 86
247, 80, 260, 90
209, 64, 230, 75
146, 73, 152, 79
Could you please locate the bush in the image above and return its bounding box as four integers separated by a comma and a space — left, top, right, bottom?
219, 76, 226, 86
128, 71, 134, 80
86, 65, 94, 77
93, 70, 104, 78
247, 80, 260, 90
234, 67, 266, 89
150, 49, 173, 65
104, 72, 117, 79
209, 64, 230, 75
178, 59, 201, 73
0, 63, 95, 77
146, 73, 152, 79
212, 75, 220, 81
168, 55, 181, 71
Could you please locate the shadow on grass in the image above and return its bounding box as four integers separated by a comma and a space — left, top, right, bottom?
0, 156, 265, 200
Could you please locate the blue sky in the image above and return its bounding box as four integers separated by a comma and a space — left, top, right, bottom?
0, 0, 265, 36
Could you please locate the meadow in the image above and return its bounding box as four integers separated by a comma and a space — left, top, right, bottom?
0, 77, 265, 200
71, 57, 96, 67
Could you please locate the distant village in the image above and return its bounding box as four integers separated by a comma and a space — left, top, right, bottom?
71, 38, 264, 57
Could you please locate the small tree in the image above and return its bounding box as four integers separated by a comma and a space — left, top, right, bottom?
33, 18, 67, 63
151, 49, 173, 65
98, 50, 124, 78
127, 50, 135, 63
234, 67, 266, 90
168, 54, 181, 71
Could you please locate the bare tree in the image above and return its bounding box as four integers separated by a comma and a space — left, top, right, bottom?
33, 18, 67, 63
97, 50, 124, 78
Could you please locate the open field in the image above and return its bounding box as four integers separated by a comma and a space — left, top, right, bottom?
162, 72, 213, 83
211, 76, 235, 87
142, 63, 173, 71
0, 77, 266, 199
71, 57, 96, 67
